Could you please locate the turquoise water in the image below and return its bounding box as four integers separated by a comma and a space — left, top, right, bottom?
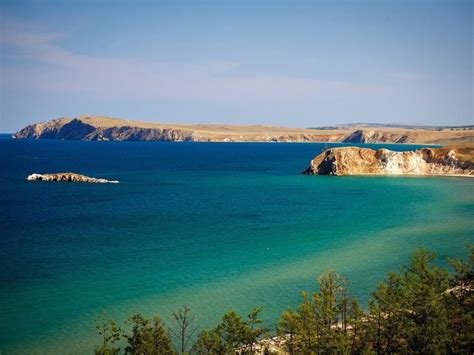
0, 137, 473, 354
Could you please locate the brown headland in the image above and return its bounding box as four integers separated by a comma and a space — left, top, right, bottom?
303, 144, 474, 177
13, 115, 474, 144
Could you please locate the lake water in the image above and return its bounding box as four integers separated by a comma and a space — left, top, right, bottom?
1, 136, 473, 353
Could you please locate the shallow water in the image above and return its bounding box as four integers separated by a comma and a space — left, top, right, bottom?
1, 137, 472, 353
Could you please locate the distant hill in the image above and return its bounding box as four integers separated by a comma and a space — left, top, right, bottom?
13, 115, 474, 145
309, 123, 474, 130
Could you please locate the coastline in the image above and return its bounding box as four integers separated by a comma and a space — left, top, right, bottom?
5, 134, 444, 147
303, 145, 474, 178
310, 172, 474, 178
12, 116, 474, 145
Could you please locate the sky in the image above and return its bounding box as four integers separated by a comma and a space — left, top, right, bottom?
0, 0, 472, 132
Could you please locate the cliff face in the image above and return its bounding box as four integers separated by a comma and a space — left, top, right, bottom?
14, 118, 195, 142
13, 116, 474, 144
12, 117, 345, 142
342, 129, 411, 143
303, 146, 474, 176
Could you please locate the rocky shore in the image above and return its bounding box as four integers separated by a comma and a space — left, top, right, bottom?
303, 145, 474, 177
27, 173, 119, 183
15, 118, 195, 142
13, 116, 474, 144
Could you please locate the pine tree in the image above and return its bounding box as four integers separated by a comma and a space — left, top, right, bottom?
277, 309, 299, 354
242, 307, 267, 353
94, 314, 122, 355
403, 249, 450, 353
277, 270, 352, 354
347, 298, 370, 354
92, 247, 474, 354
315, 269, 350, 353
296, 291, 318, 353
446, 245, 474, 352
171, 305, 198, 354
191, 308, 266, 354
370, 272, 409, 353
216, 311, 247, 351
191, 329, 226, 354
124, 313, 176, 354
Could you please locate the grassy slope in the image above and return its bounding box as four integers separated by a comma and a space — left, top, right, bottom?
441, 143, 474, 164
36, 115, 474, 144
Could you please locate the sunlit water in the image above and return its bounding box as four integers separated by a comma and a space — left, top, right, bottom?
1, 136, 472, 353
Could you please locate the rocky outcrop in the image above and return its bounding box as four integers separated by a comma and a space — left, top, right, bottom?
13, 116, 474, 144
342, 129, 413, 143
12, 117, 344, 142
15, 118, 195, 142
27, 173, 119, 183
342, 129, 371, 143
303, 146, 474, 176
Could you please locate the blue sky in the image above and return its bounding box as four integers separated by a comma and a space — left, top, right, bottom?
1, 0, 472, 131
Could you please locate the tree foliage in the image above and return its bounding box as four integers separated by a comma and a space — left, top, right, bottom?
124, 314, 176, 355
94, 314, 122, 355
94, 246, 473, 354
171, 305, 198, 354
192, 307, 267, 354
446, 245, 474, 352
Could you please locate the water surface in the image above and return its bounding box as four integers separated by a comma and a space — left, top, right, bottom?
1, 138, 472, 353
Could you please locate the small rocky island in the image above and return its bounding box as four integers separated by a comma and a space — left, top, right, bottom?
303, 145, 474, 177
27, 173, 119, 183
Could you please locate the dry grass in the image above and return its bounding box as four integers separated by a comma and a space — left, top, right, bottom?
78, 115, 342, 136
440, 143, 474, 164
49, 115, 473, 144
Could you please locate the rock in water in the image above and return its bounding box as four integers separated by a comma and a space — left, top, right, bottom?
26, 173, 119, 183
303, 146, 474, 177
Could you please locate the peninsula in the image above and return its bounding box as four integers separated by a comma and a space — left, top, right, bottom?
303, 145, 474, 177
13, 116, 474, 144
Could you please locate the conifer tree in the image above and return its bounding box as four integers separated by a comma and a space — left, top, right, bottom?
171, 305, 198, 354
191, 308, 266, 354
370, 272, 409, 353
403, 249, 450, 353
242, 307, 267, 353
297, 291, 318, 352
315, 269, 350, 353
347, 298, 370, 354
445, 245, 474, 352
277, 309, 299, 354
191, 329, 226, 354
124, 313, 176, 354
92, 246, 474, 354
94, 314, 122, 355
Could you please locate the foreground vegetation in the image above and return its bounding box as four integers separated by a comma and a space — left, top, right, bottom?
94, 247, 473, 354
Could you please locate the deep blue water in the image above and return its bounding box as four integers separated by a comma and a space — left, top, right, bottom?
1, 136, 473, 353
